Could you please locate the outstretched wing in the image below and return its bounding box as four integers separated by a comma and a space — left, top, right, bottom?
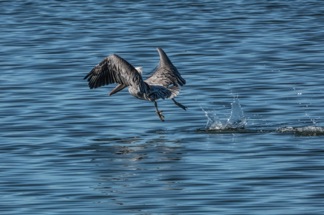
145, 48, 186, 87
84, 54, 145, 92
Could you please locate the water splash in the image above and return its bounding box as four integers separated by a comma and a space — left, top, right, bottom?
293, 87, 319, 126
200, 94, 324, 136
202, 97, 247, 131
226, 97, 247, 129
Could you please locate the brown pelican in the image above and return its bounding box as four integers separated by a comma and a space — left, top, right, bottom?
84, 47, 186, 121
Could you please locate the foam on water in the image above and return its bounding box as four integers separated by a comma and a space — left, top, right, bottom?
277, 126, 324, 136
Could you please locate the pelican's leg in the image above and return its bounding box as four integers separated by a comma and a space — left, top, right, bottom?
172, 99, 187, 111
154, 101, 164, 122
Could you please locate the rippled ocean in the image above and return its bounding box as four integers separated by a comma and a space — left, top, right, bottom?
2, 1, 324, 214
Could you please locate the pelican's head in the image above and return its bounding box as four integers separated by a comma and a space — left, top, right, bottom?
135, 67, 143, 74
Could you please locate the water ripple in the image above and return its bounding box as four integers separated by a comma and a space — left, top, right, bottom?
2, 0, 324, 214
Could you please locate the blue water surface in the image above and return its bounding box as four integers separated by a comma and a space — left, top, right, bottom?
1, 1, 324, 214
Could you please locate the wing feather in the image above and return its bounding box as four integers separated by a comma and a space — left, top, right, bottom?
145, 48, 186, 87
84, 54, 144, 89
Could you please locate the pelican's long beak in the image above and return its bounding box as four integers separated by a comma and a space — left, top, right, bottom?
109, 84, 127, 96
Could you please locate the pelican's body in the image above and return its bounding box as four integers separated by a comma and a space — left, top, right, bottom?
84, 47, 186, 121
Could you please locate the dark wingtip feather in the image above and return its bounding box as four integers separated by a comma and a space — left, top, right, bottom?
83, 73, 90, 80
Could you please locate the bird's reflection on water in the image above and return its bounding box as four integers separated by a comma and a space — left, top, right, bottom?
86, 134, 186, 210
